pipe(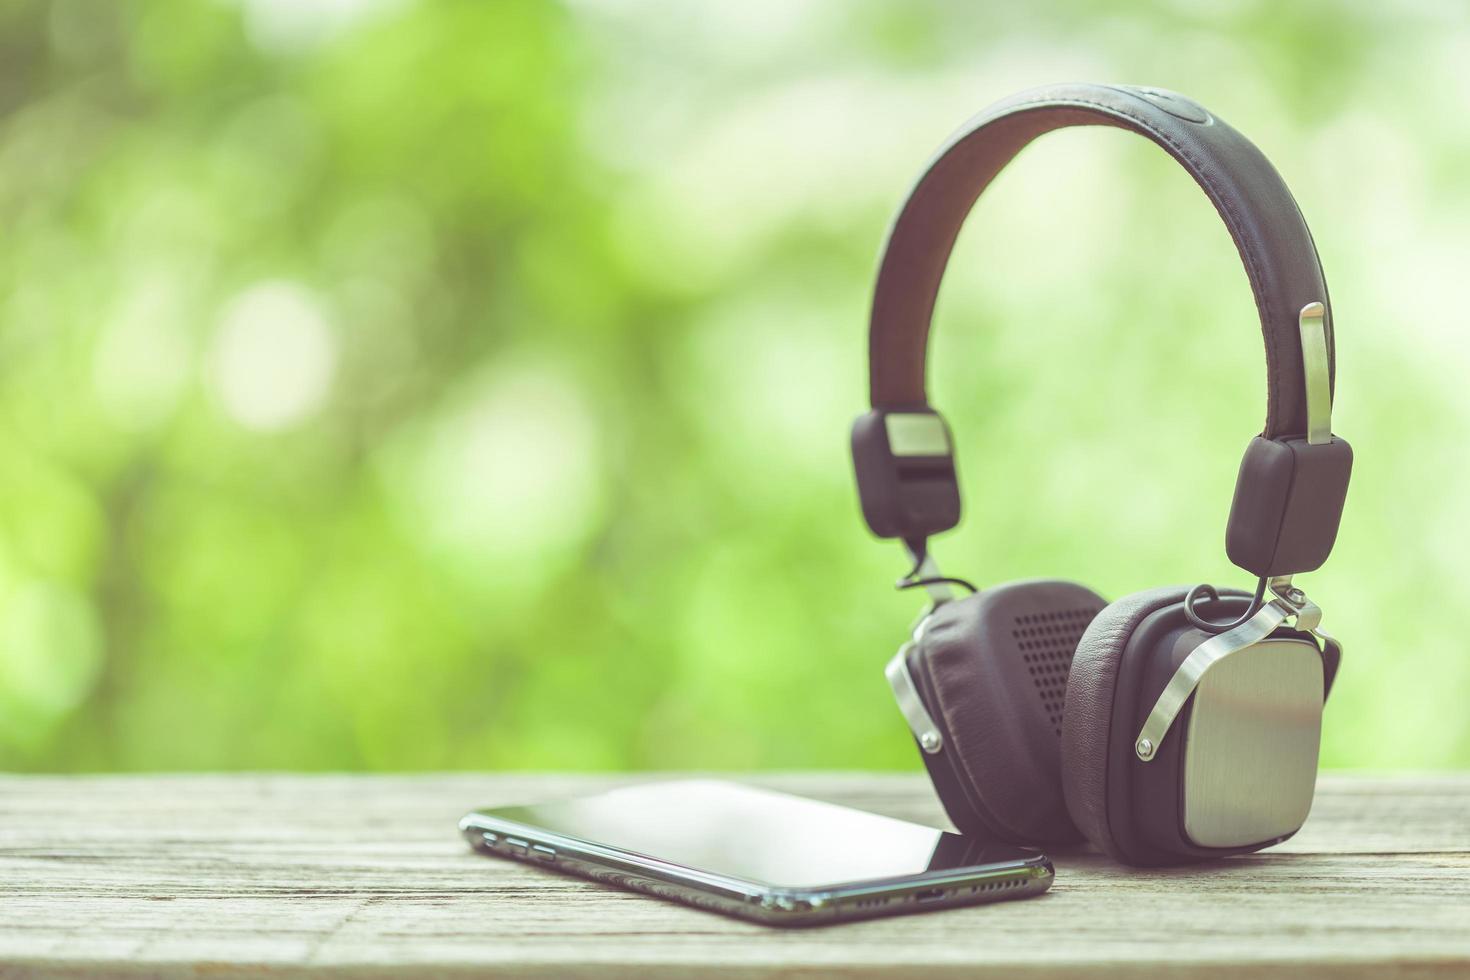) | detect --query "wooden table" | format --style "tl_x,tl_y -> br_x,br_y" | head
1,773 -> 1466,977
